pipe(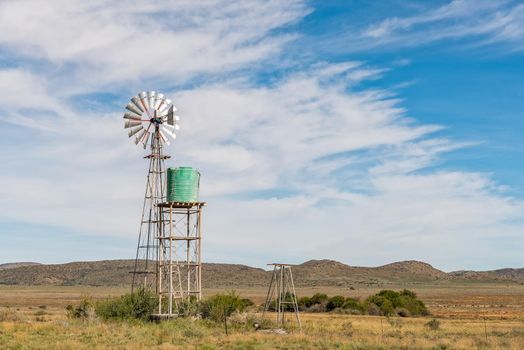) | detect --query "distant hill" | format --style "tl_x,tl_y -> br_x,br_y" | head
449,268 -> 524,281
0,262 -> 41,270
0,259 -> 521,287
